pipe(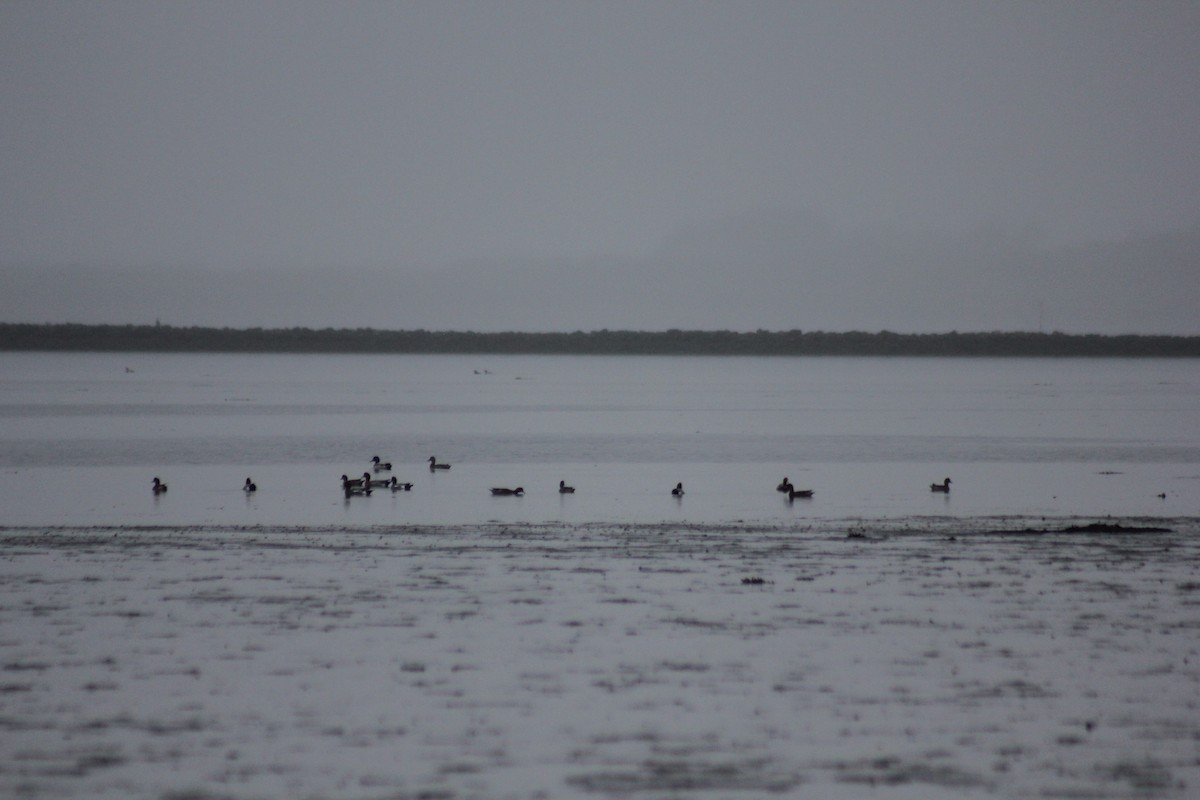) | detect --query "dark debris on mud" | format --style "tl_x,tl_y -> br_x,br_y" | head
829,755 -> 991,790
566,757 -> 802,794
